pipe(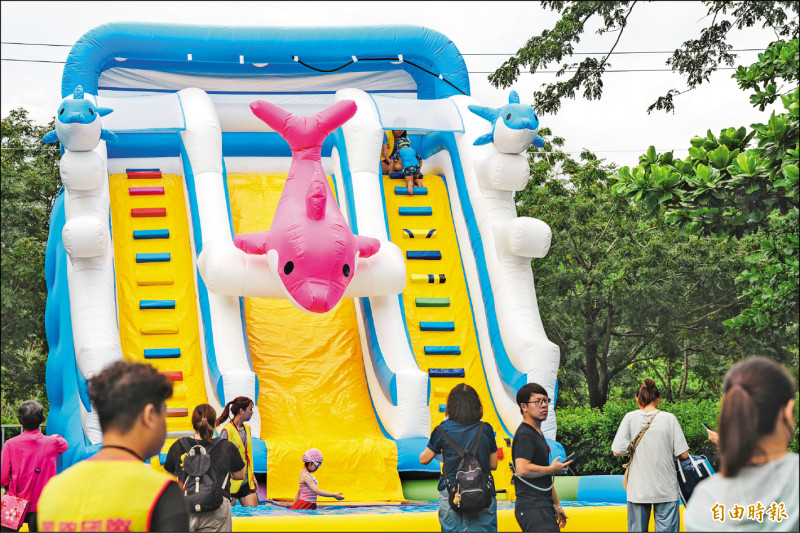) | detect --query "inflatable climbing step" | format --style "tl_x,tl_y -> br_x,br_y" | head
108,168 -> 209,435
